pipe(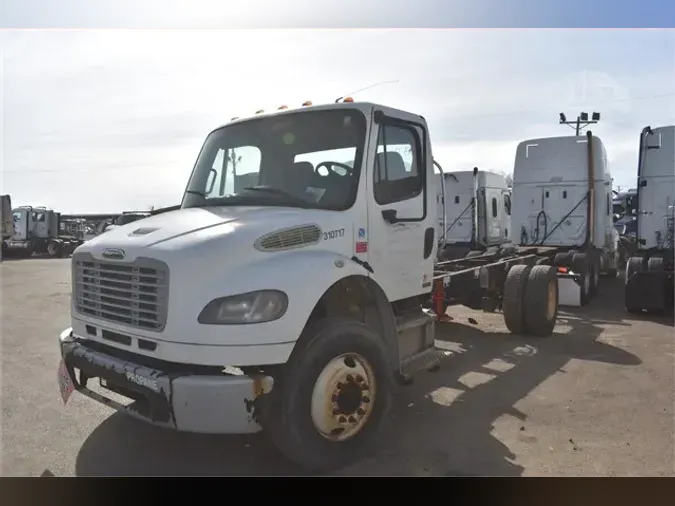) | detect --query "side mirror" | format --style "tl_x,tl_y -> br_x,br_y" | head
205,168 -> 218,194
381,209 -> 398,223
